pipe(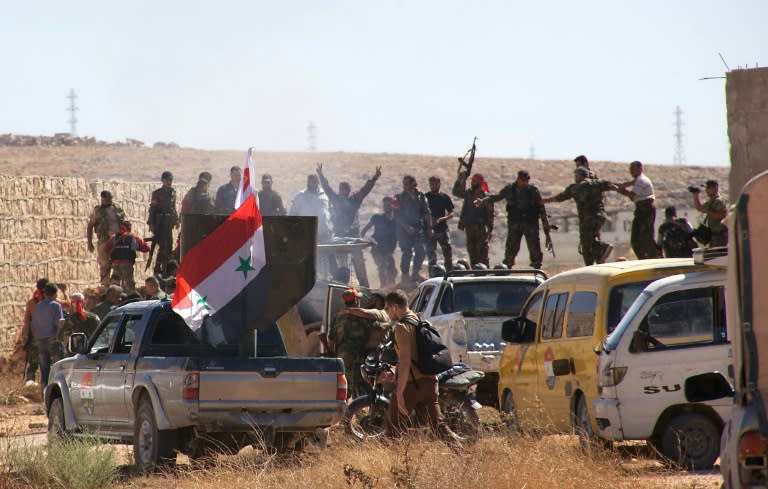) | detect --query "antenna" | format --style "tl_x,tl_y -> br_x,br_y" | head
306,121 -> 317,152
66,89 -> 79,136
718,52 -> 731,72
673,106 -> 686,166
